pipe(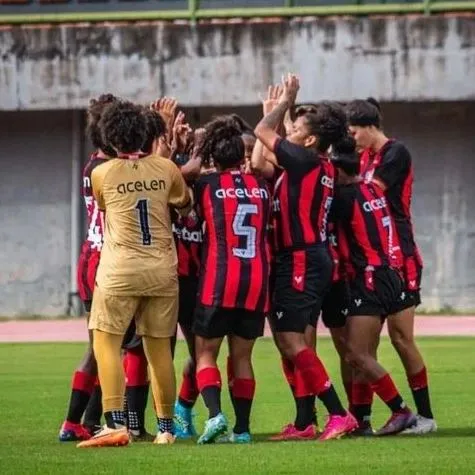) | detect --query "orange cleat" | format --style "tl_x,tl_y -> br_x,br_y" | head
77,426 -> 130,448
